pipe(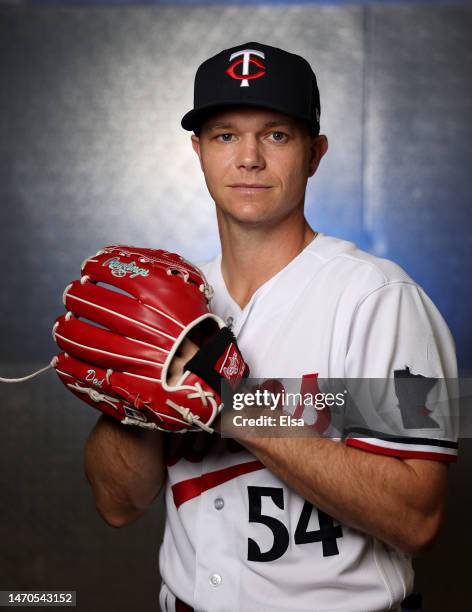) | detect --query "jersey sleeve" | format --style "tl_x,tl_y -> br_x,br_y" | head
342,281 -> 459,462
